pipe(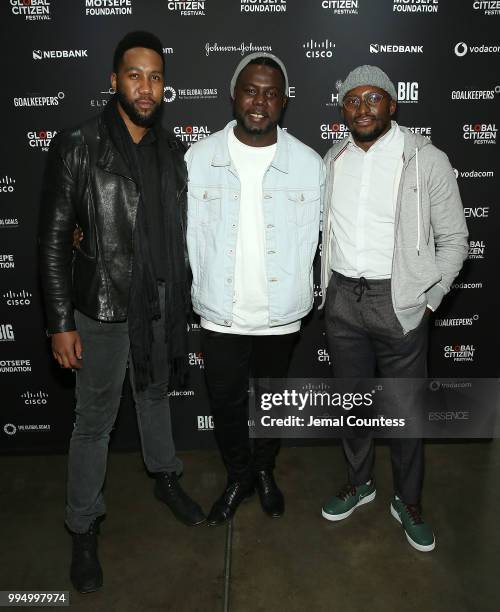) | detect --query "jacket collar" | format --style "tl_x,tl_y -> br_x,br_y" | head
211,120 -> 289,173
